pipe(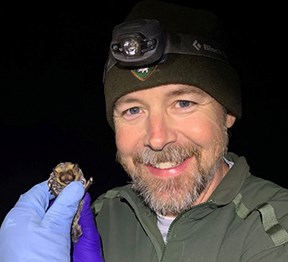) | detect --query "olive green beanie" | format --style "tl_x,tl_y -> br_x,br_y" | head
103,0 -> 242,130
